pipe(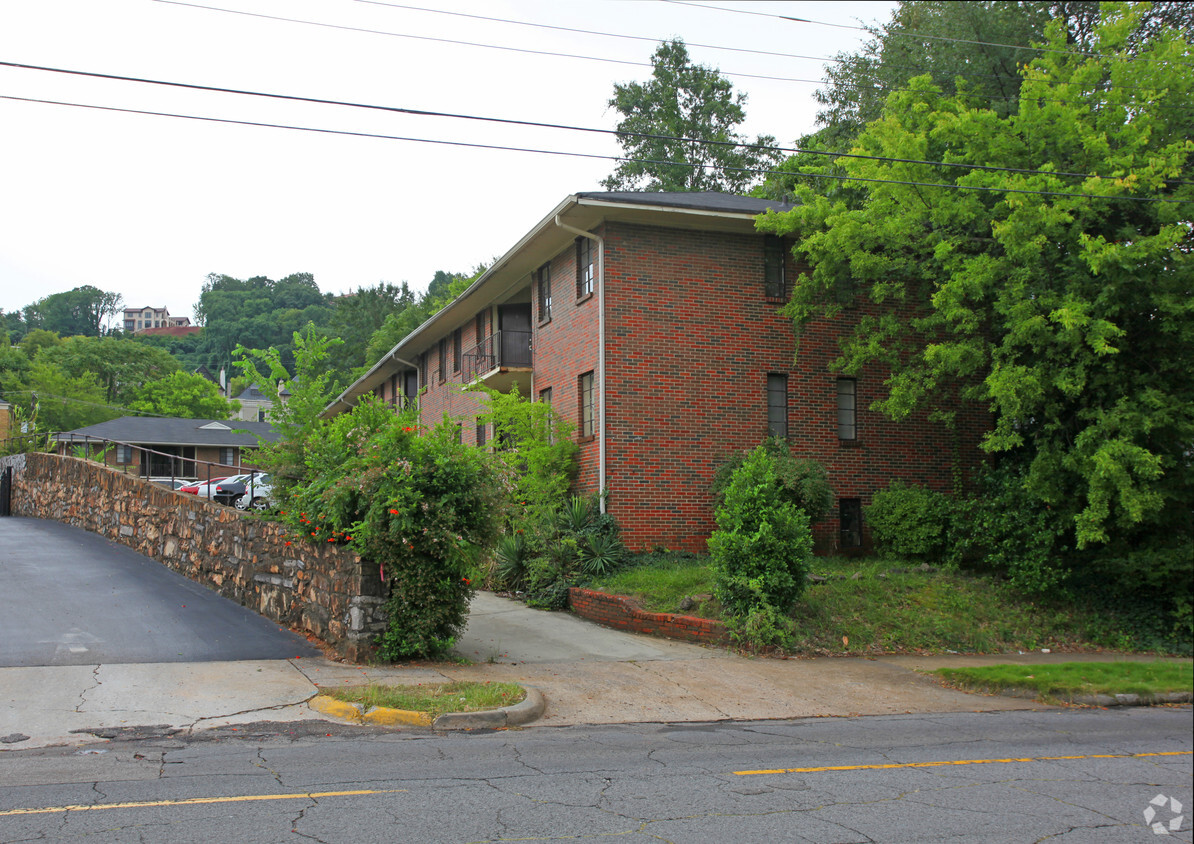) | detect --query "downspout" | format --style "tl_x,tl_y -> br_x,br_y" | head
555,215 -> 607,513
